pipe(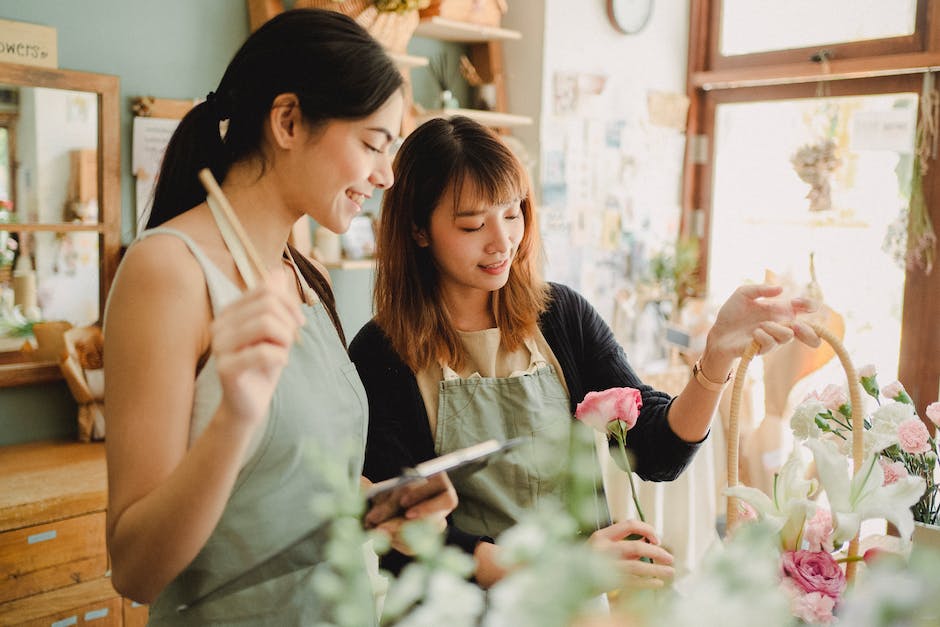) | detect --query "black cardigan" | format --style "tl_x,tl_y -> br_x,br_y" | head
349,283 -> 705,567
